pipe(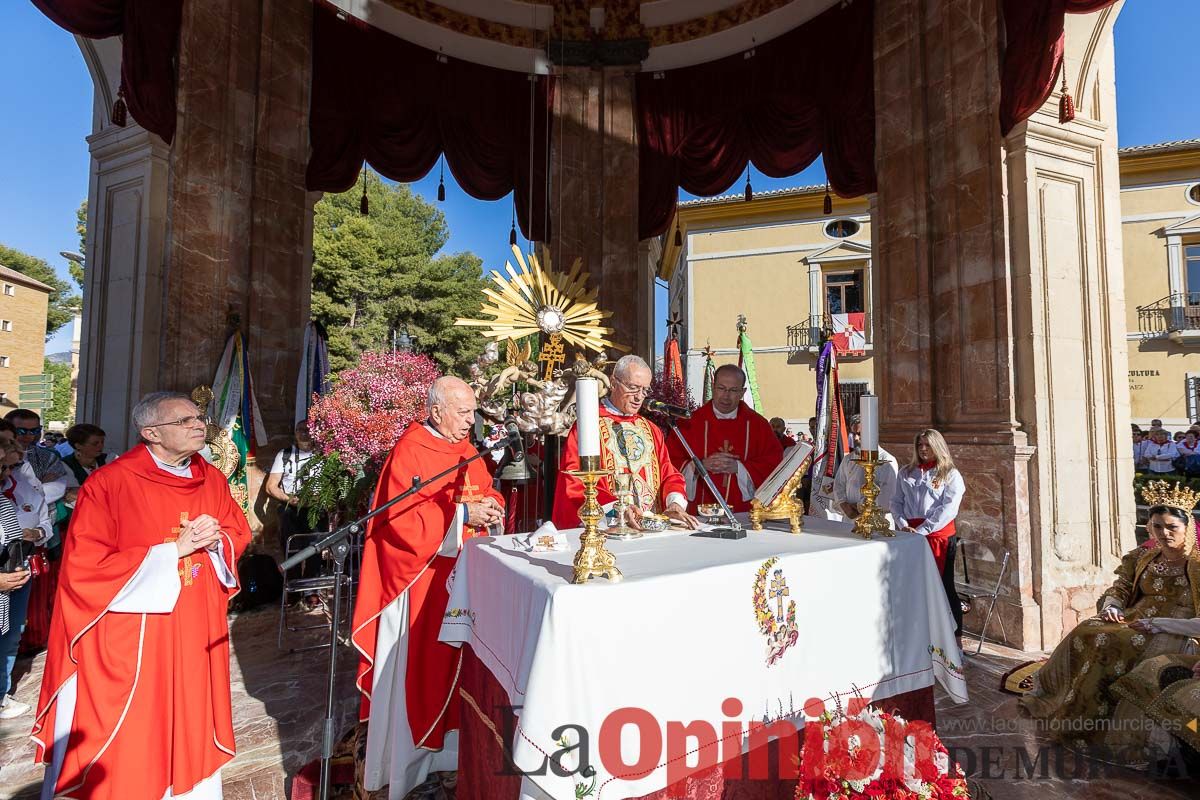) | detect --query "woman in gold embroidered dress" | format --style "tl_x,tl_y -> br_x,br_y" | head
1019,481 -> 1200,765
